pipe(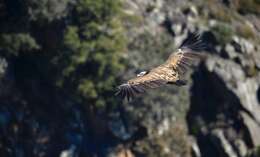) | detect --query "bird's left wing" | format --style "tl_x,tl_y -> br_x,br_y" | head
115,70 -> 168,100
